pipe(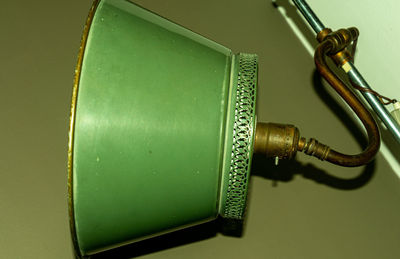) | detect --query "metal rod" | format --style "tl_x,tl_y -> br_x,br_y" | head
292,0 -> 400,144
292,0 -> 325,34
347,63 -> 400,142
